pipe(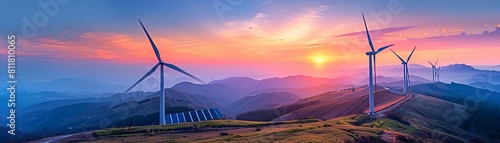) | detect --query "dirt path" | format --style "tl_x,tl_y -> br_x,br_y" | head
374,91 -> 415,117
30,132 -> 93,143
